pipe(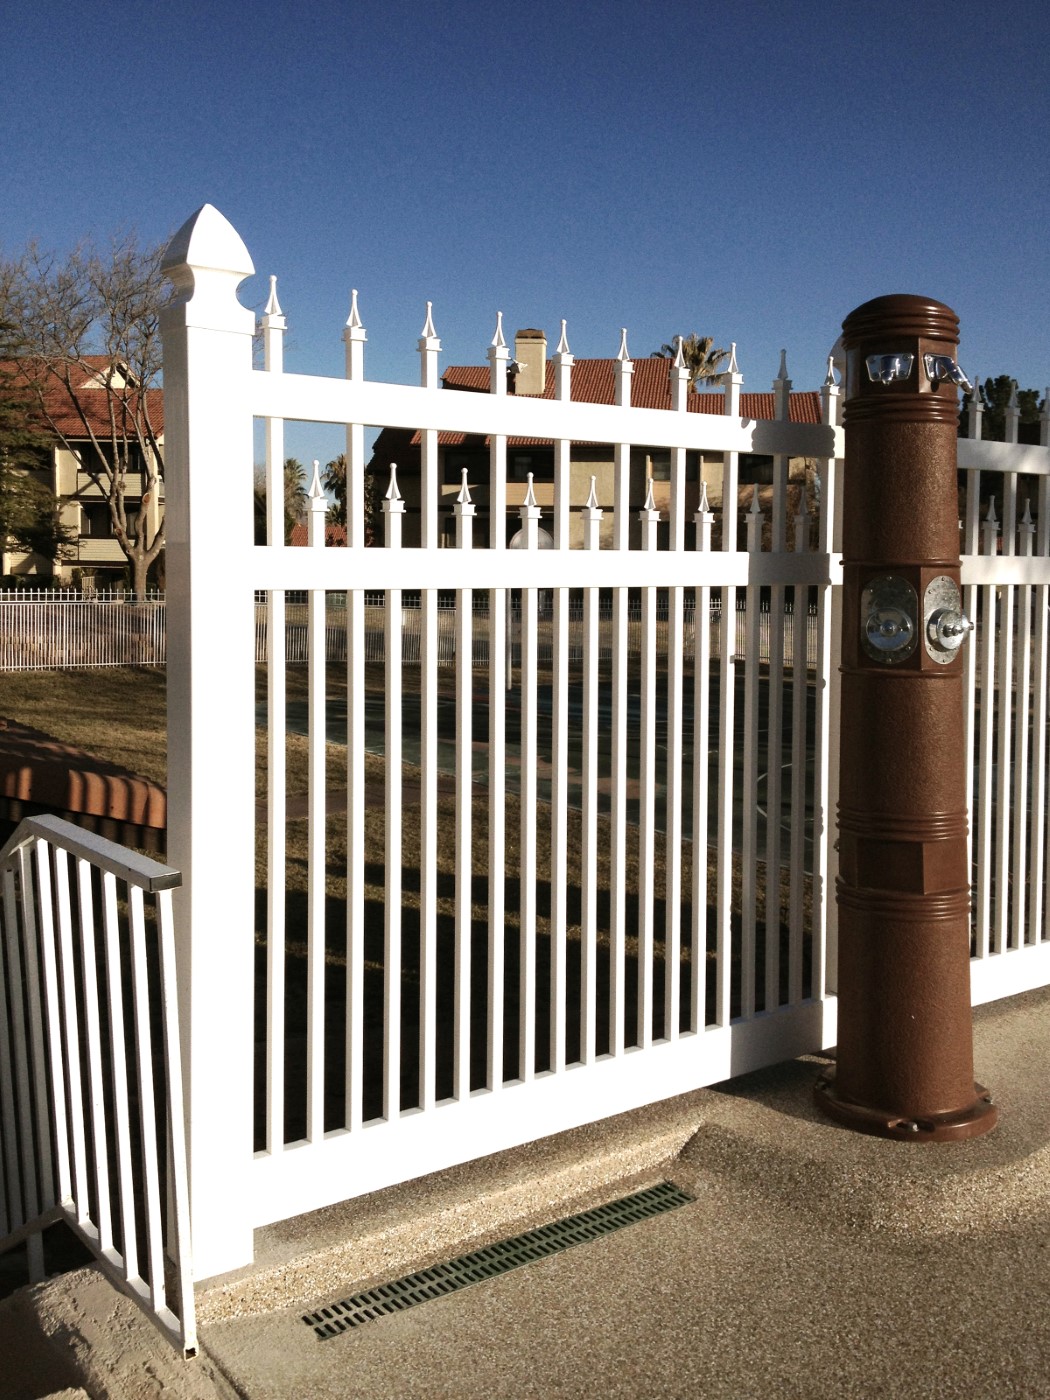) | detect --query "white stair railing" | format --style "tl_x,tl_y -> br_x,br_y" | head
0,814 -> 196,1356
